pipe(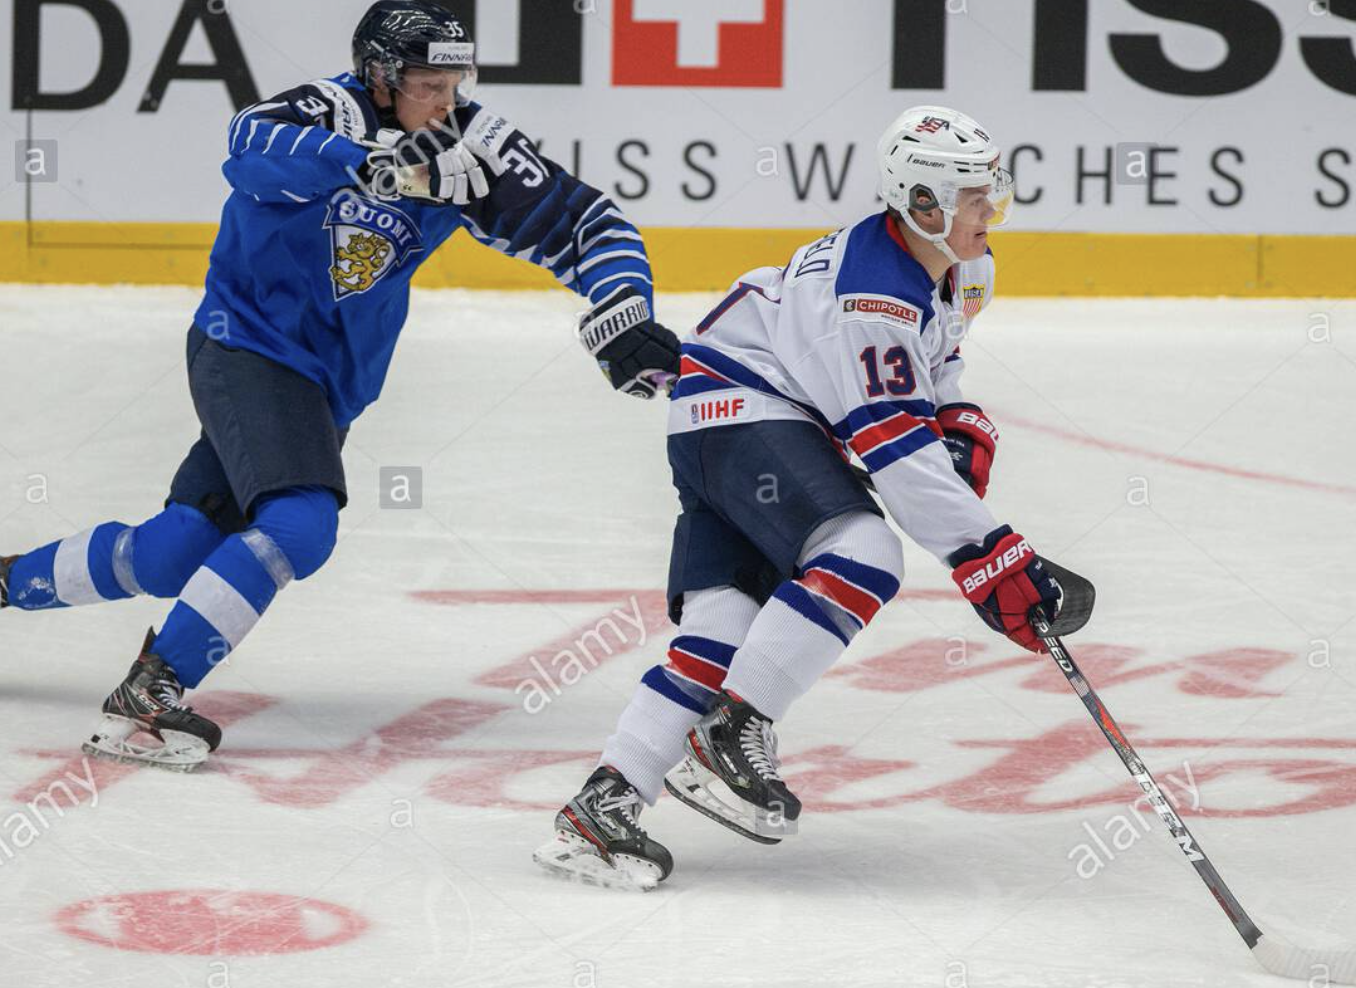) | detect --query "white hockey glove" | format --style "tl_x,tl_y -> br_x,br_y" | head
578,286 -> 681,399
359,128 -> 490,205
